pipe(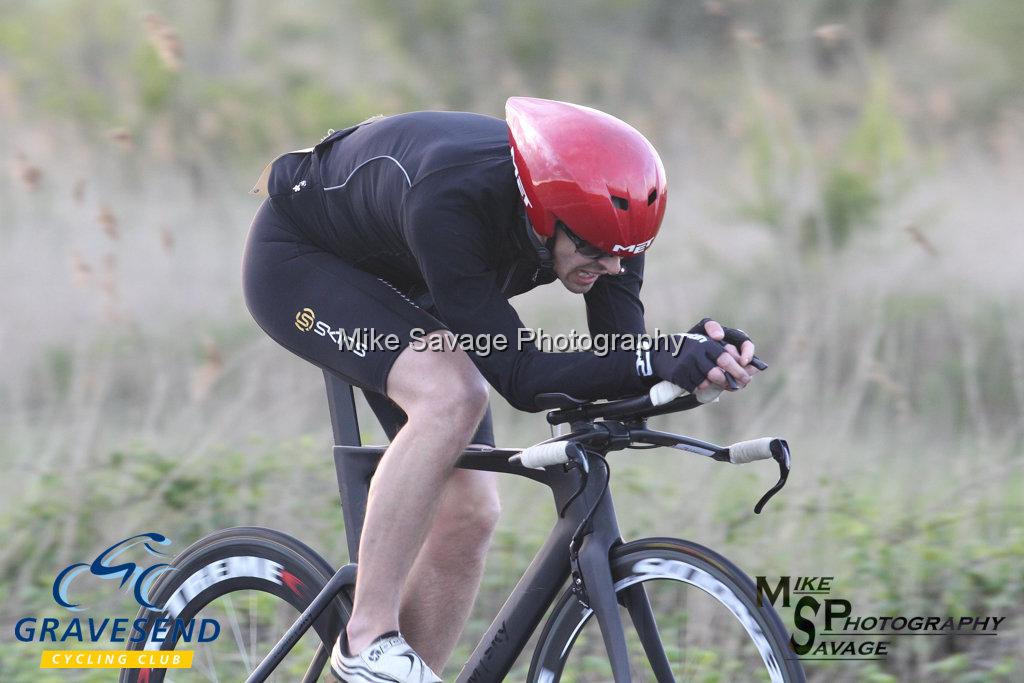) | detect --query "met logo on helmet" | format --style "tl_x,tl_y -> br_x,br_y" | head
510,149 -> 532,209
612,237 -> 655,255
